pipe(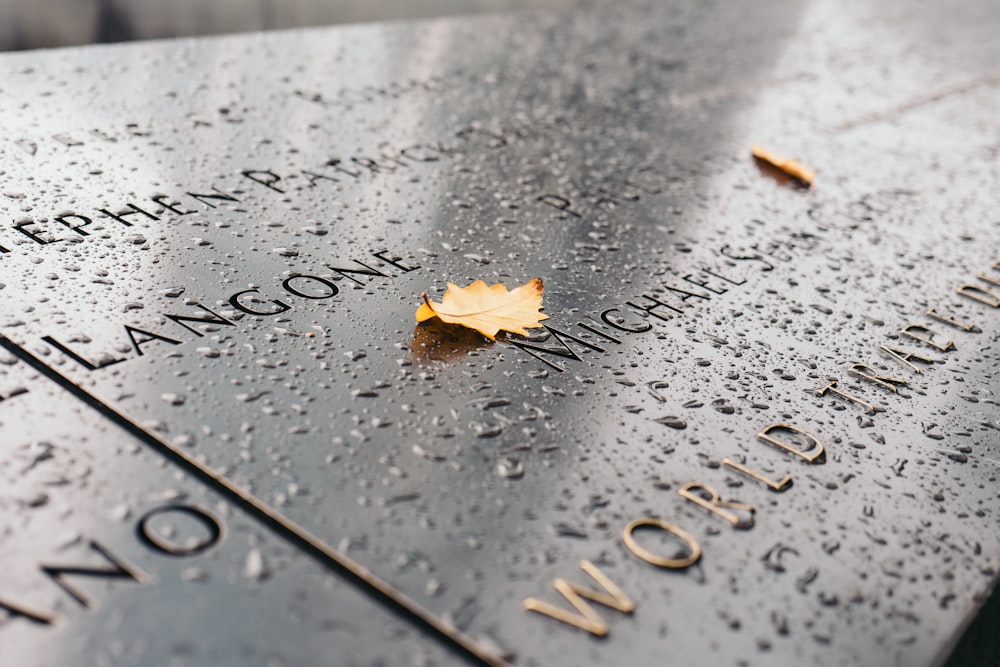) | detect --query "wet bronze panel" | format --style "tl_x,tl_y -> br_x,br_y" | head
1,1 -> 999,665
